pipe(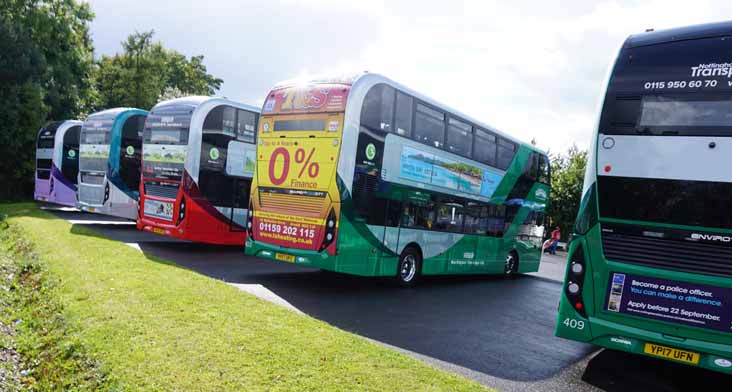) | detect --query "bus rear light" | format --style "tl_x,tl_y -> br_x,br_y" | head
320,209 -> 337,251
177,197 -> 186,224
565,244 -> 588,318
568,282 -> 580,294
246,201 -> 254,237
